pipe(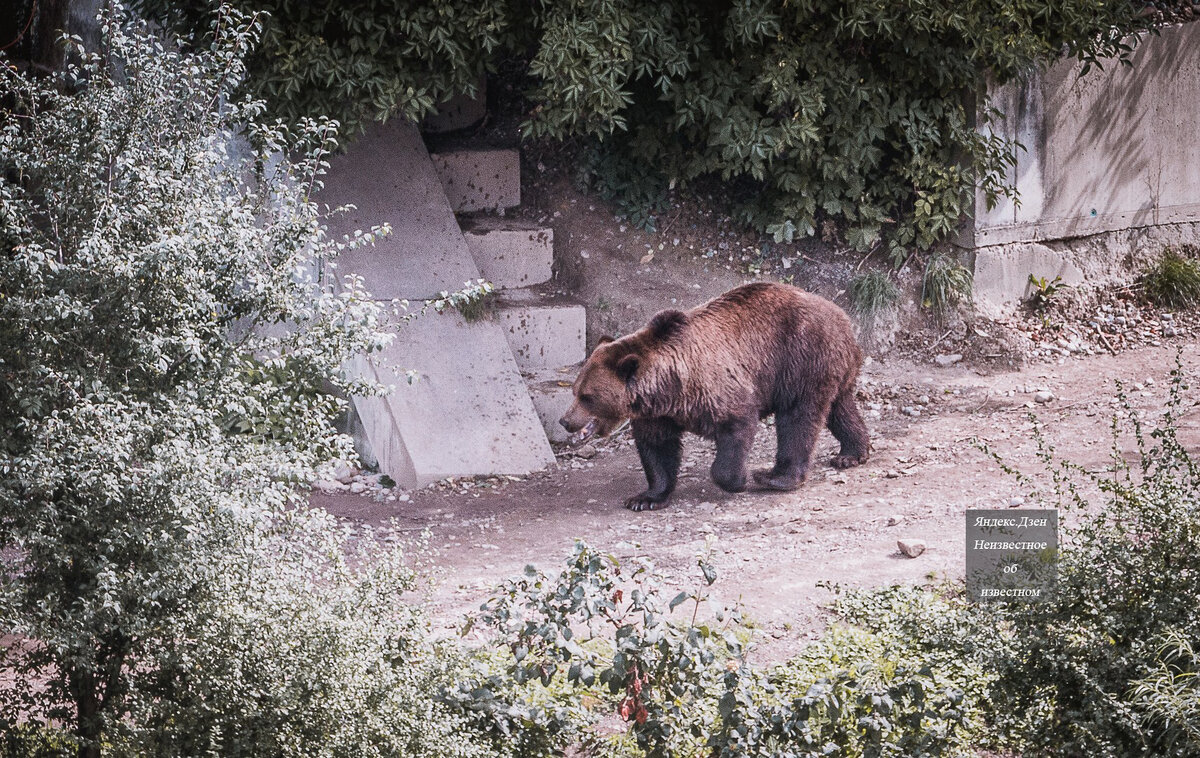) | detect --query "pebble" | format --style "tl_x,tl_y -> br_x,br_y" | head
332,460 -> 358,484
349,481 -> 366,494
887,514 -> 904,526
902,406 -> 921,417
1008,496 -> 1025,507
1033,391 -> 1055,404
934,353 -> 963,367
897,539 -> 926,558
